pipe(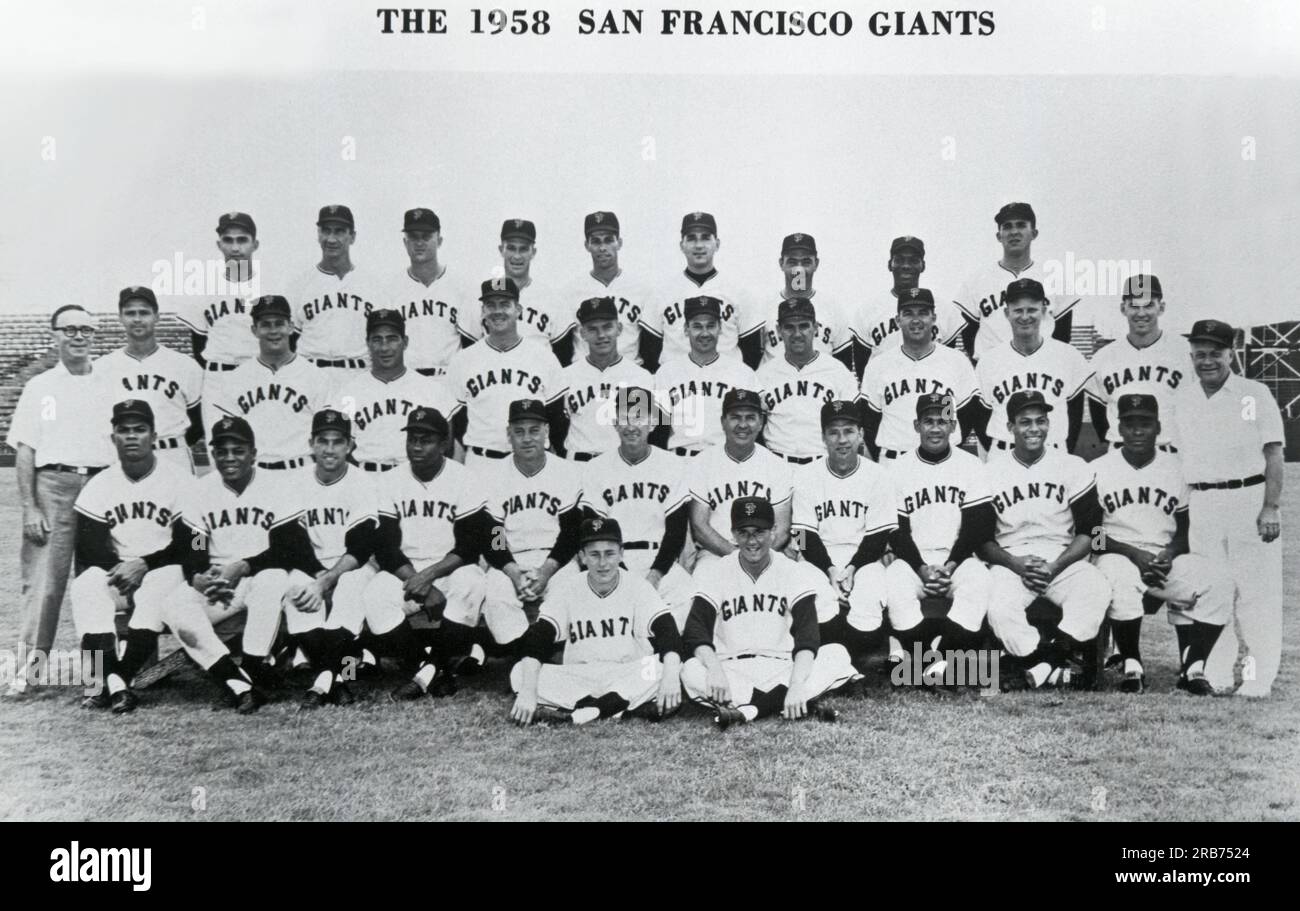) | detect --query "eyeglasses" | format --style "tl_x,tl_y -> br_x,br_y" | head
59,326 -> 96,338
